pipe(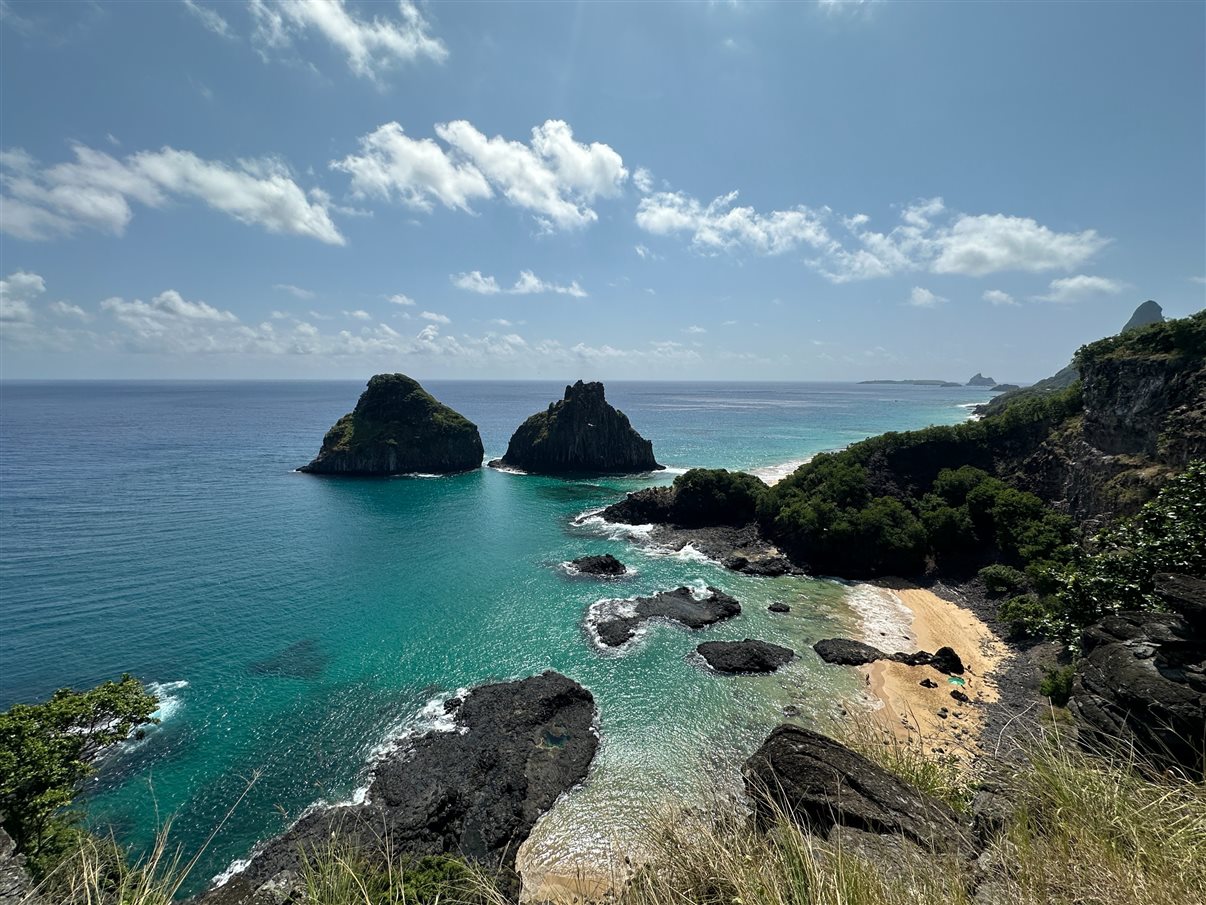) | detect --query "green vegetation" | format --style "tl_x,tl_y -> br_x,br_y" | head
301,846 -> 486,905
1075,308 -> 1206,365
0,675 -> 158,873
979,564 -> 1027,598
670,468 -> 767,526
1039,665 -> 1075,707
